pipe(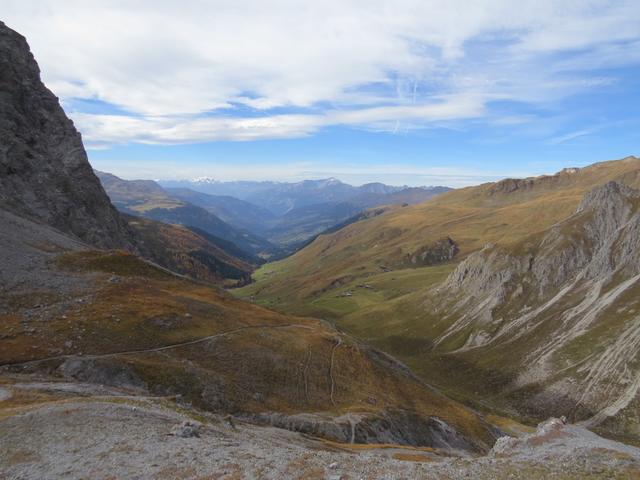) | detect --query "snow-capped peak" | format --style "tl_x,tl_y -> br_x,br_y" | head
191,176 -> 219,184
